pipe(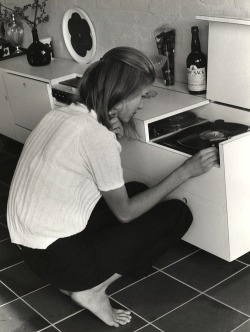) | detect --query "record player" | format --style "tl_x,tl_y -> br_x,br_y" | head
120,16 -> 250,262
154,114 -> 249,155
